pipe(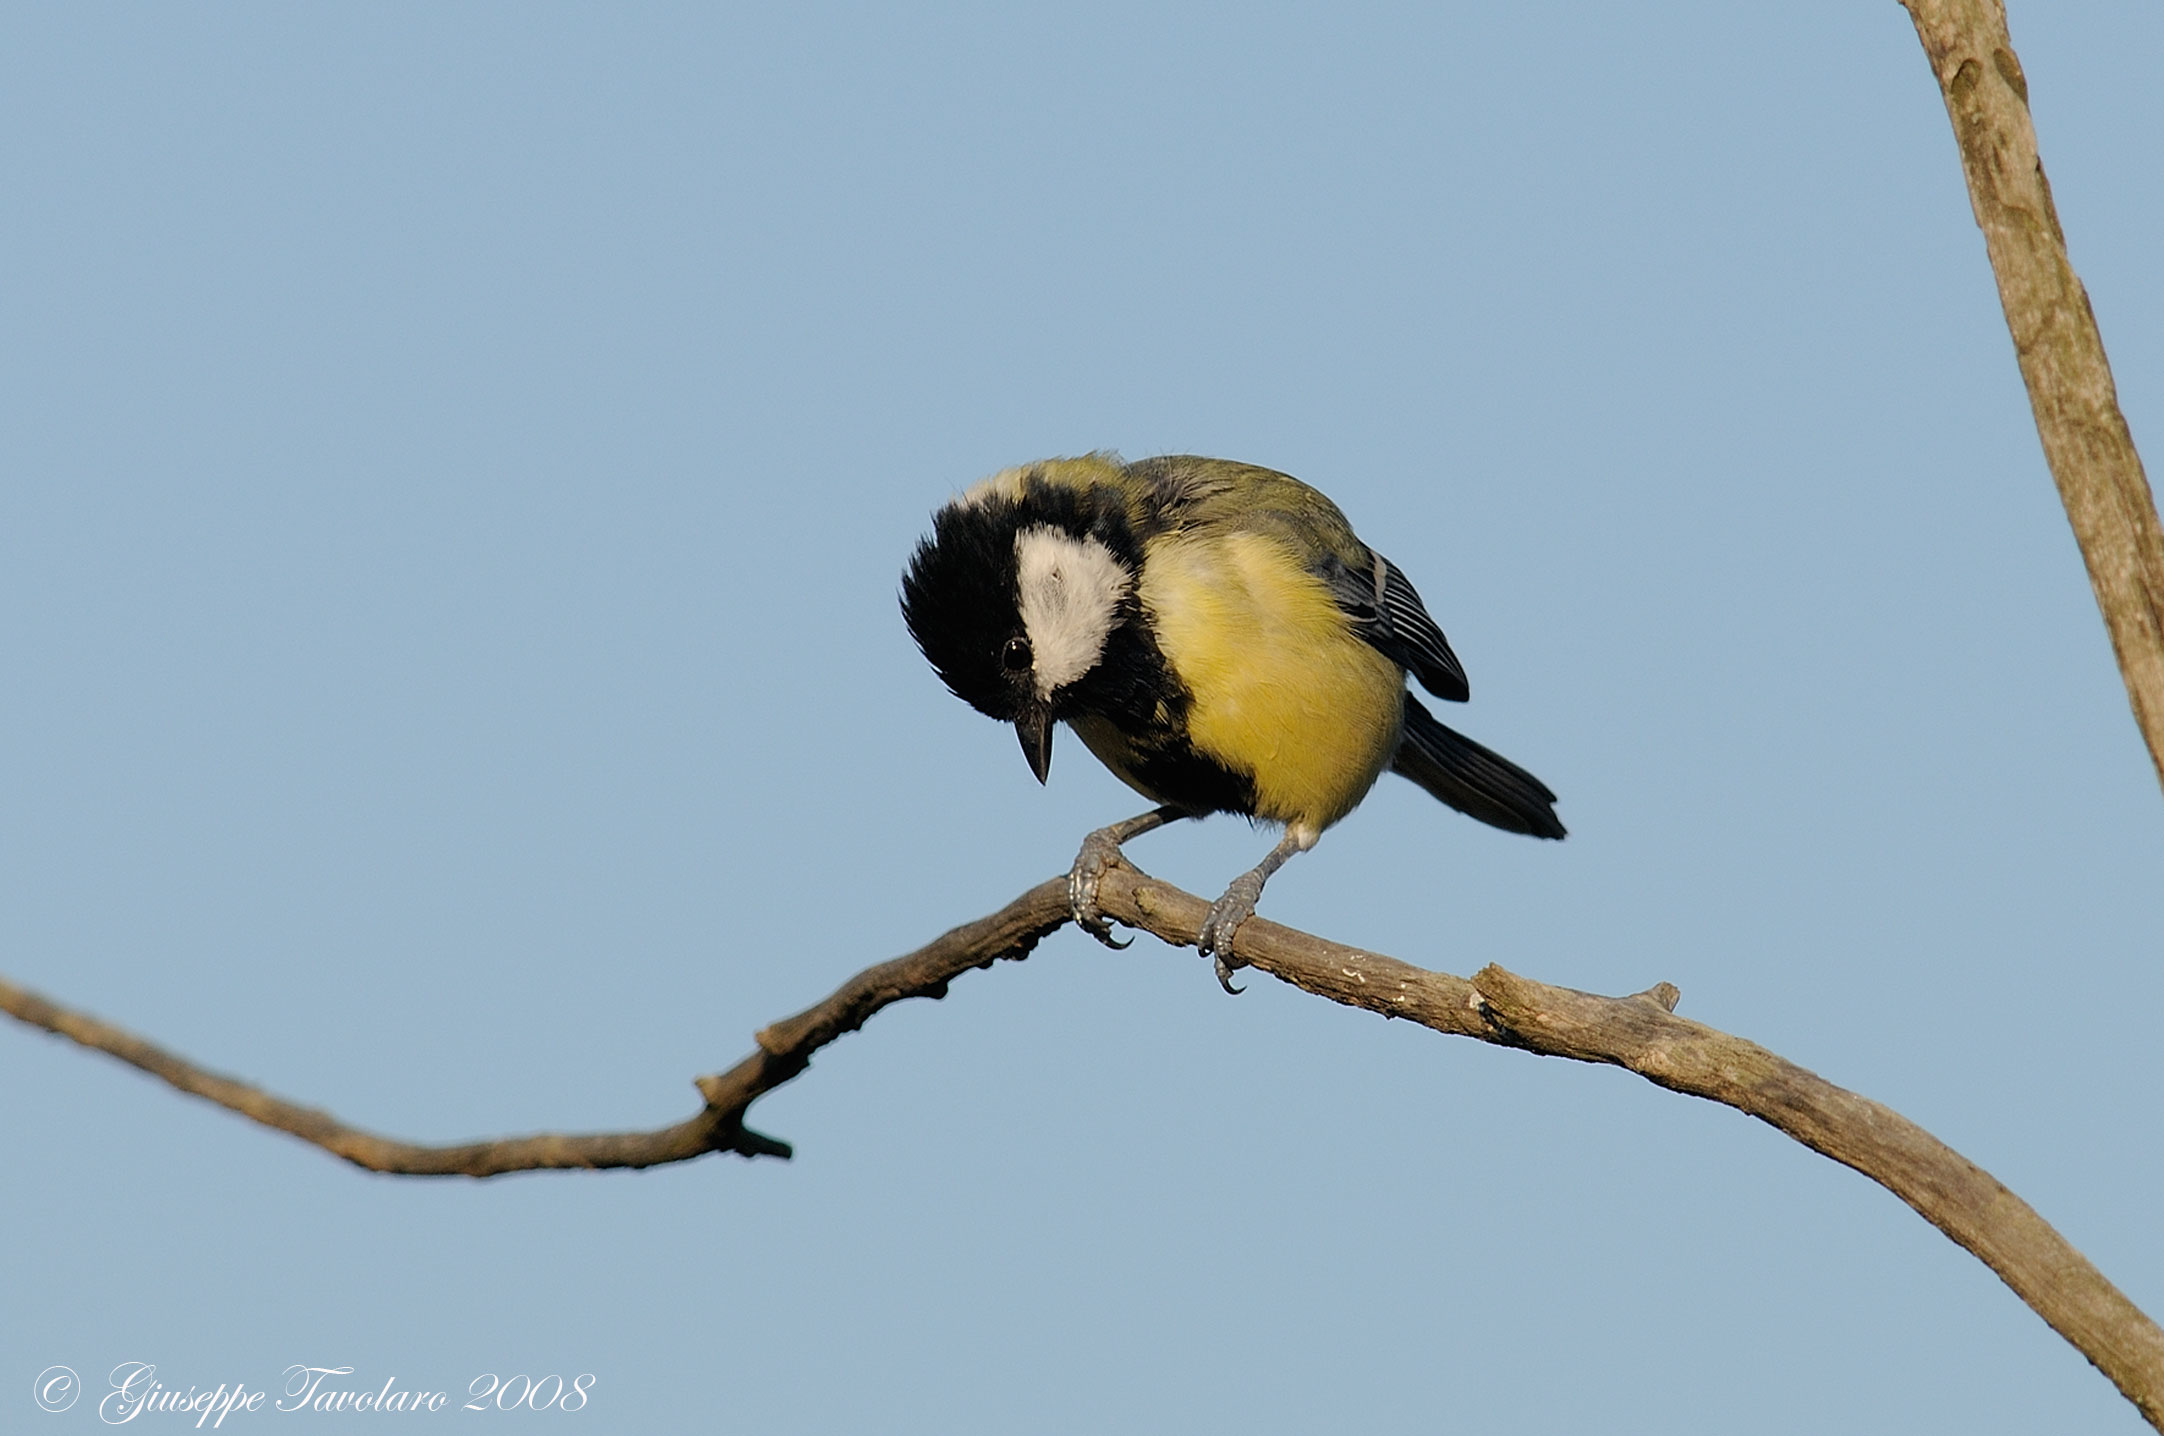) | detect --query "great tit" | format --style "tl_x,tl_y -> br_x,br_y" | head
902,453 -> 1563,991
